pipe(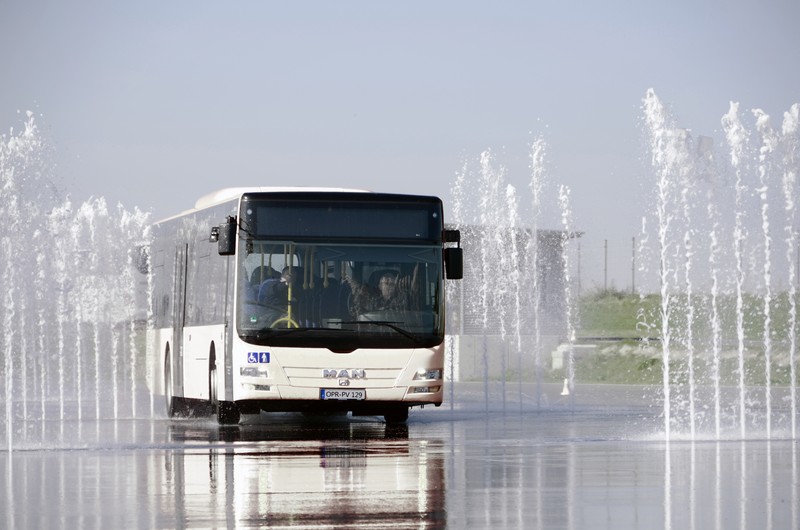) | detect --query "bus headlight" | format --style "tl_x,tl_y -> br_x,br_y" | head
240,366 -> 269,378
414,369 -> 442,380
412,386 -> 441,394
241,382 -> 271,391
